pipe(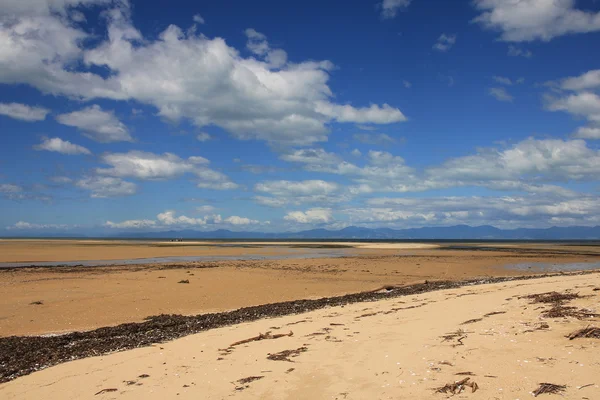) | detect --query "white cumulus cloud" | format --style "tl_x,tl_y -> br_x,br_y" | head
473,0 -> 600,42
34,137 -> 91,155
284,208 -> 333,224
0,103 -> 49,121
56,105 -> 132,143
76,176 -> 137,198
